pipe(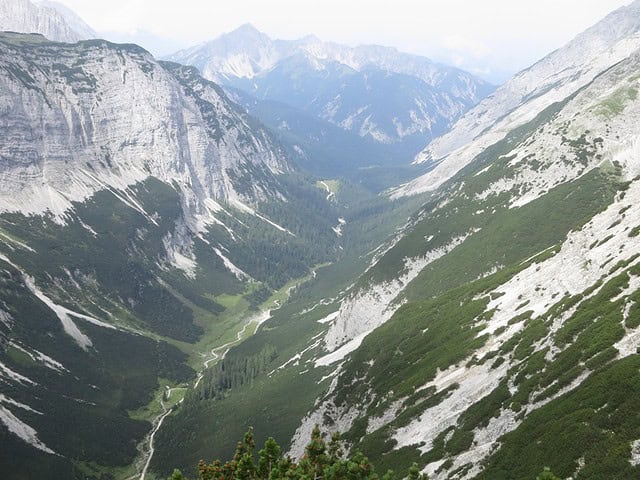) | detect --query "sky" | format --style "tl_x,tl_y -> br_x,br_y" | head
52,0 -> 633,83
